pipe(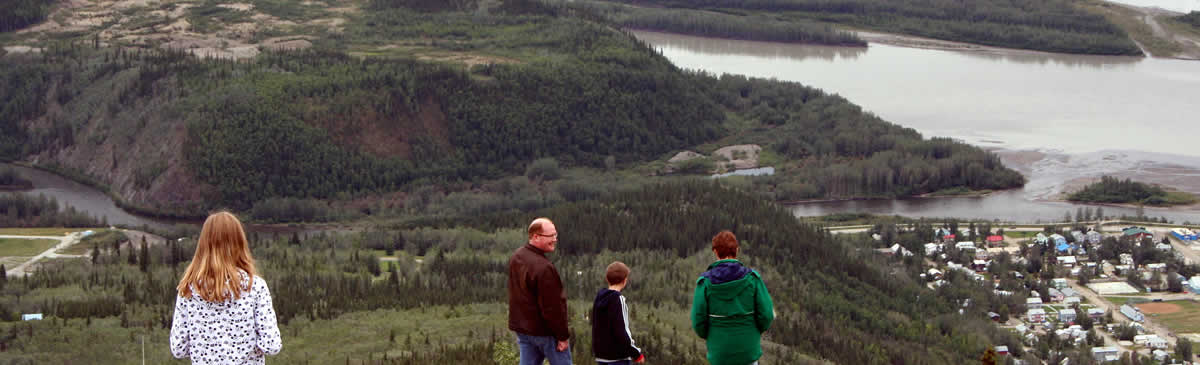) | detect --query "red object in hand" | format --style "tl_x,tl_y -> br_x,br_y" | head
635,354 -> 645,363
